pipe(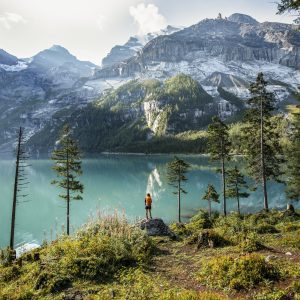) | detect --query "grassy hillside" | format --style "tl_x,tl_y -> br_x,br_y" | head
1,210 -> 300,299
